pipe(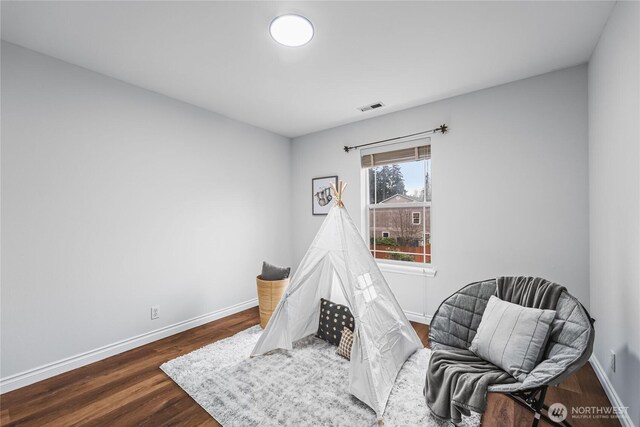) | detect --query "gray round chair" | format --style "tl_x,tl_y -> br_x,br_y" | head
429,278 -> 595,427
